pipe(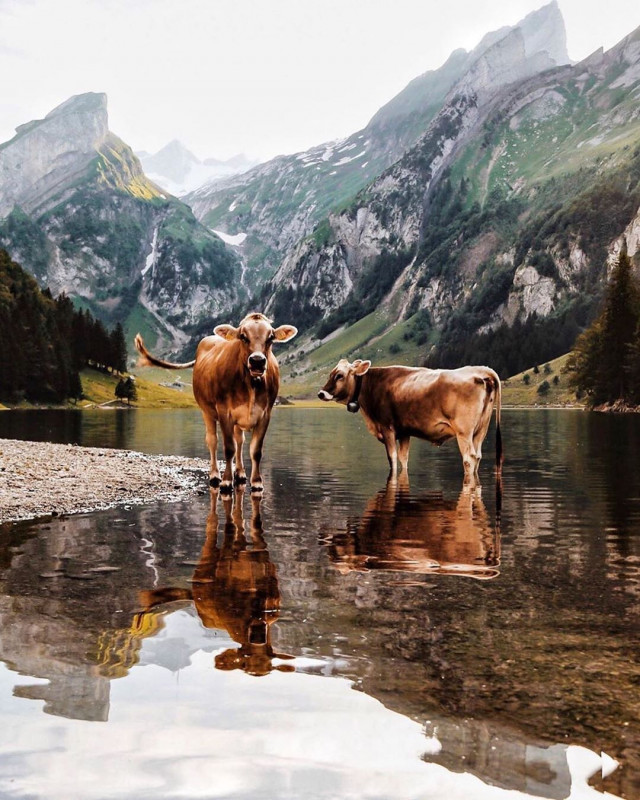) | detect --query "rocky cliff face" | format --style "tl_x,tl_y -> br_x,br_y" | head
0,94 -> 241,352
0,93 -> 109,218
263,17 -> 569,319
260,21 -> 640,381
185,2 -> 569,287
